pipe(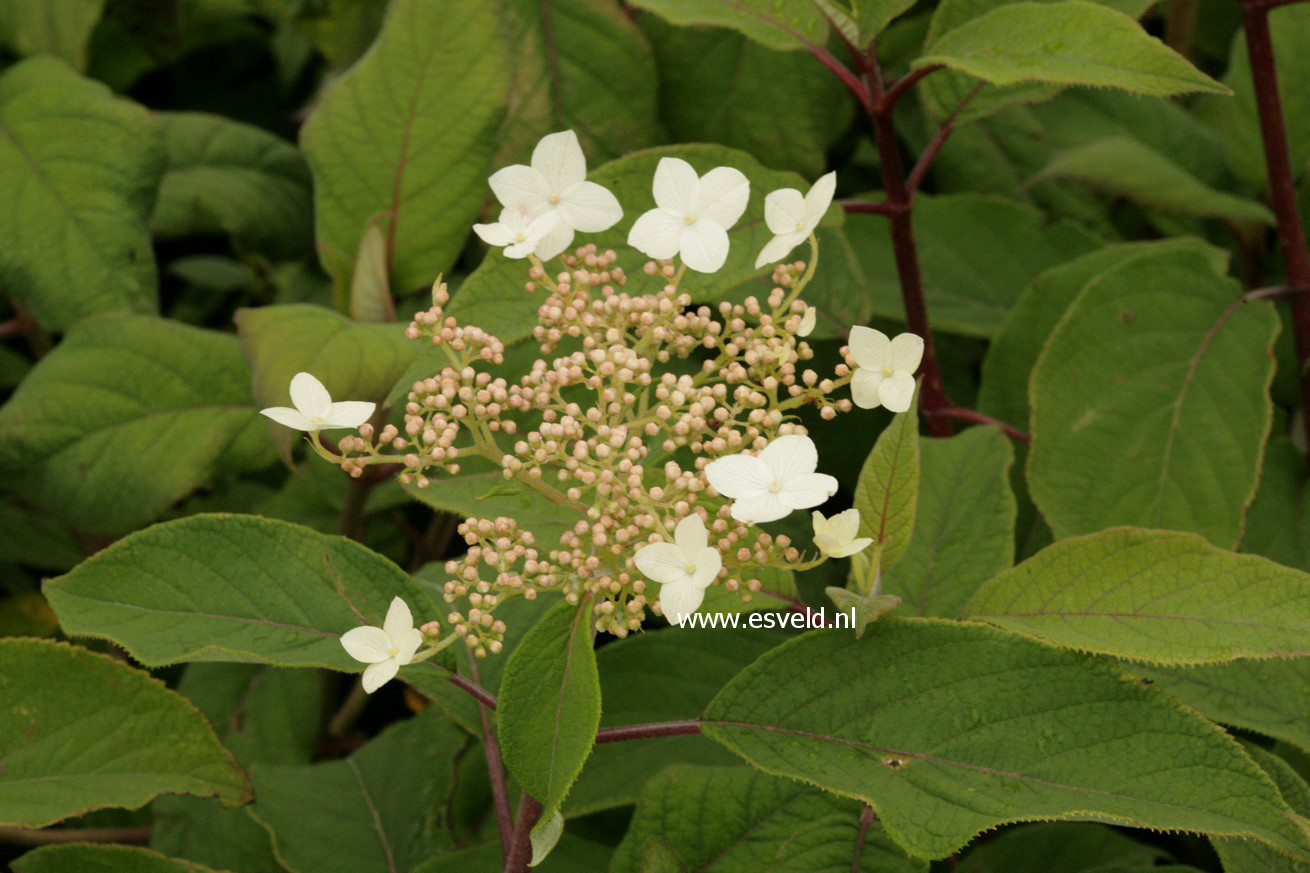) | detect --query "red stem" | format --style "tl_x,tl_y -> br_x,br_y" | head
841,199 -> 901,216
1240,0 -> 1310,457
445,671 -> 498,709
852,804 -> 877,872
595,720 -> 703,743
929,405 -> 1031,444
468,659 -> 513,860
877,65 -> 944,114
504,793 -> 543,873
